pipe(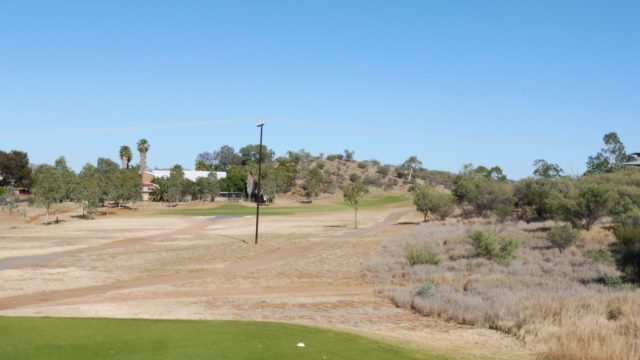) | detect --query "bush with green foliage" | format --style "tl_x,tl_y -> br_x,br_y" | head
405,245 -> 441,266
417,281 -> 435,299
547,224 -> 579,252
349,173 -> 361,183
613,227 -> 640,283
469,229 -> 520,265
362,175 -> 384,188
613,207 -> 640,231
552,184 -> 615,230
357,162 -> 368,169
513,177 -> 573,222
383,178 -> 398,191
411,184 -> 455,221
454,173 -> 514,218
376,165 -> 391,177
583,249 -> 615,265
